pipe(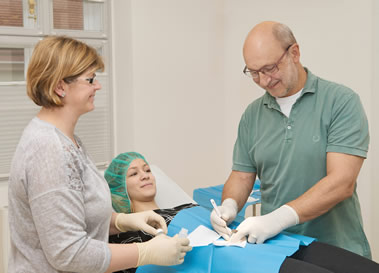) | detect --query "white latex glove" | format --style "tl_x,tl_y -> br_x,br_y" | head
210,198 -> 238,240
115,210 -> 167,235
230,205 -> 299,244
136,234 -> 192,266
